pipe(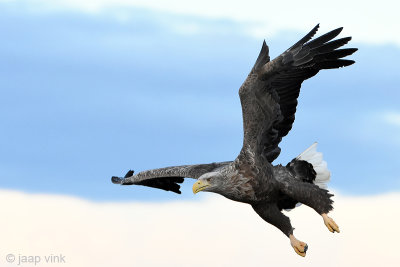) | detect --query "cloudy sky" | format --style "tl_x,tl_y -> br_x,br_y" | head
2,189 -> 399,267
0,0 -> 399,266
